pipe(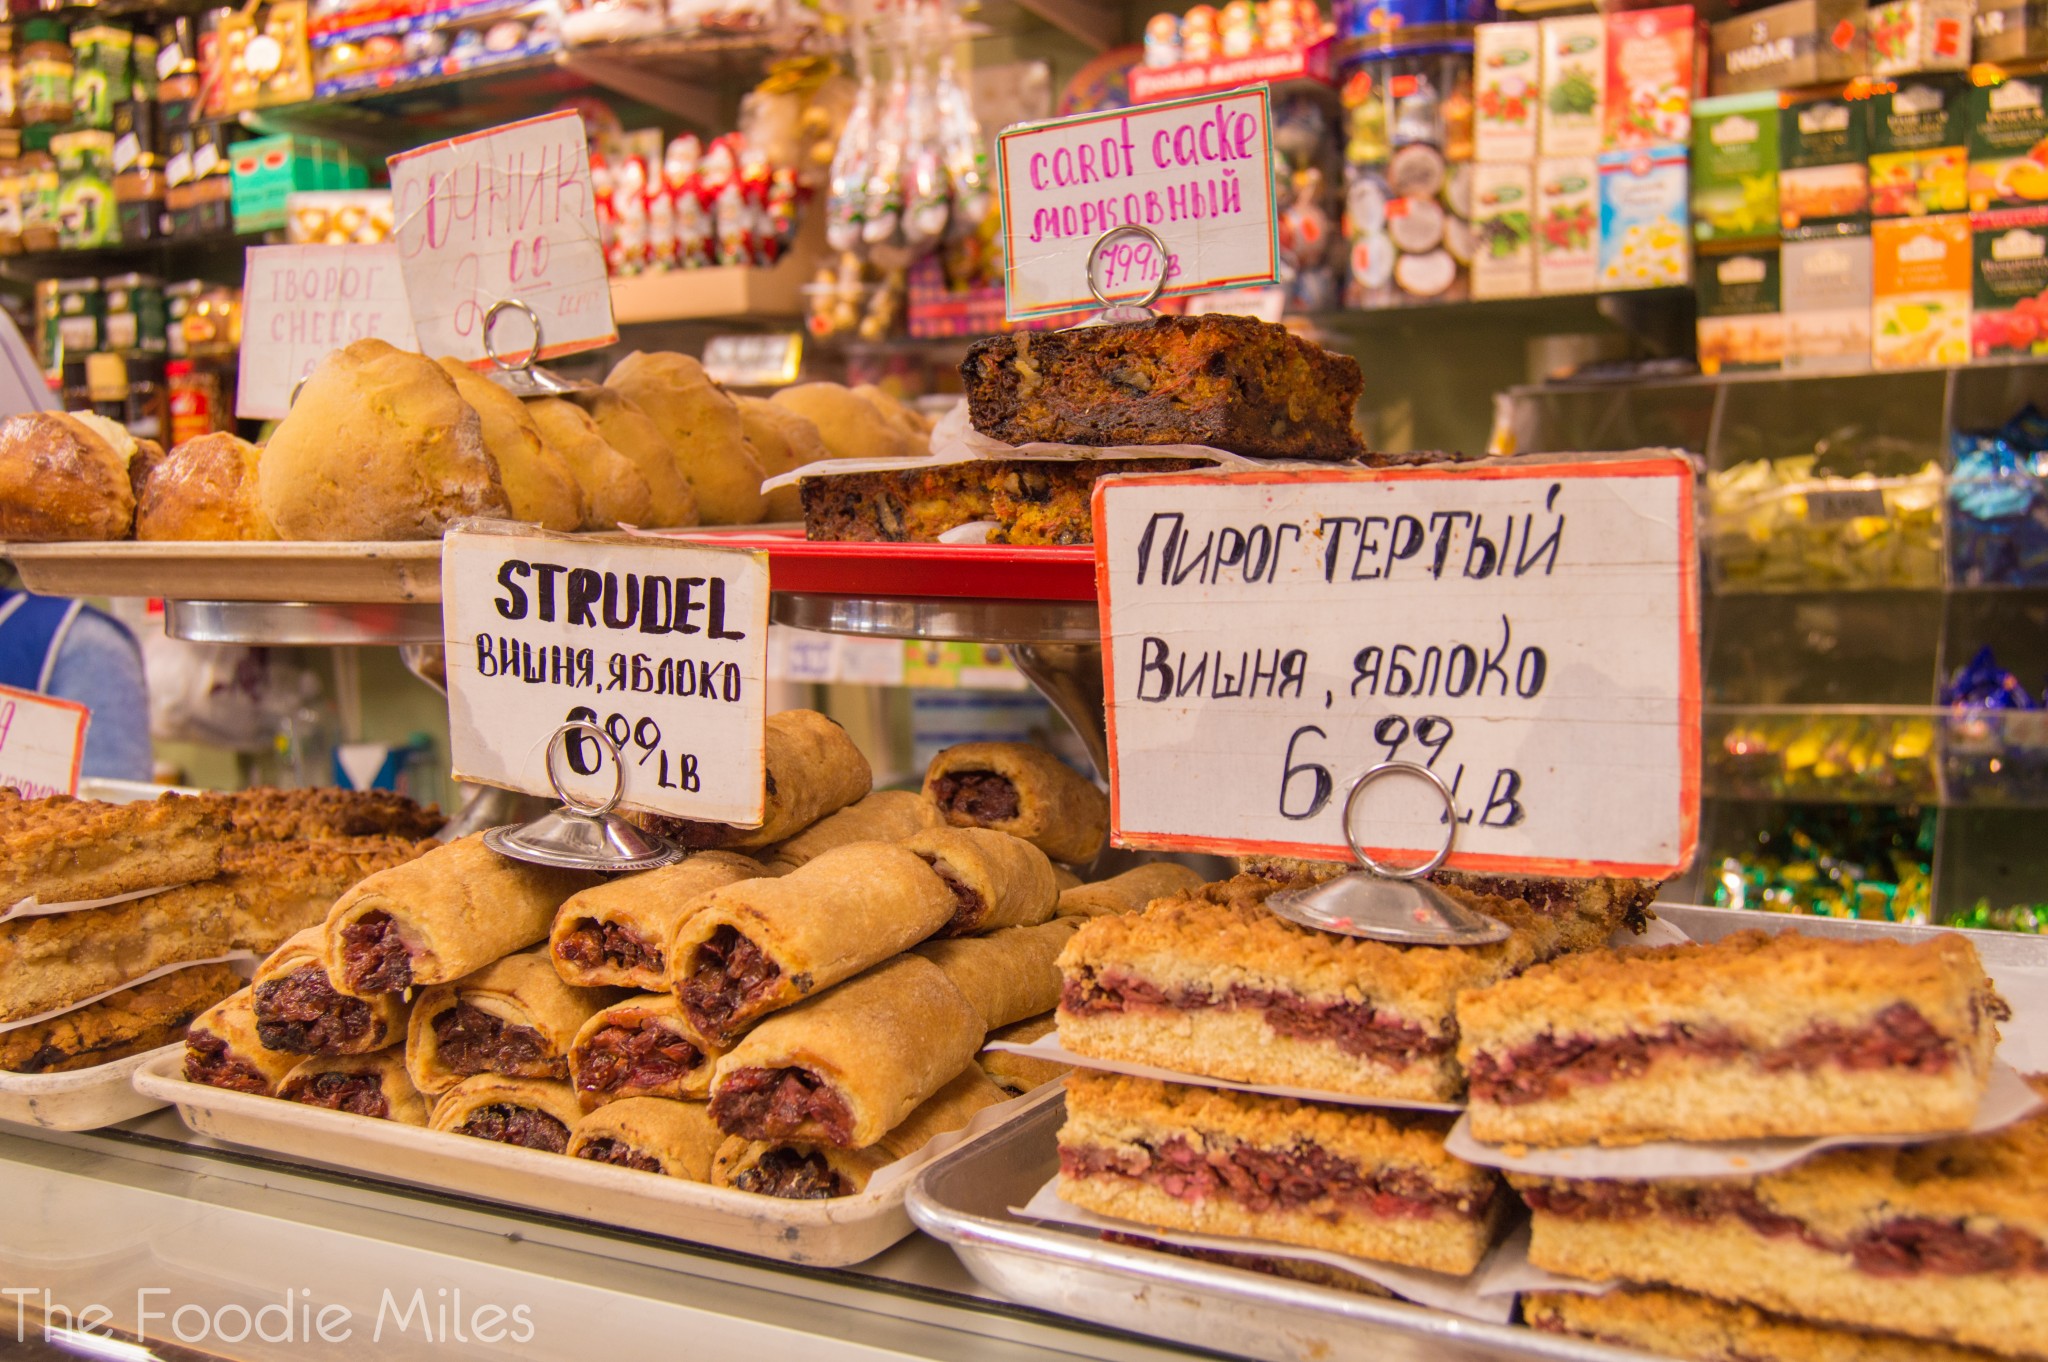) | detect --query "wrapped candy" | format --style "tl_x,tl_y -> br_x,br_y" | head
1710,807 -> 1934,924
589,150 -> 618,271
701,135 -> 748,267
610,152 -> 650,275
1707,455 -> 1945,591
1940,646 -> 2048,804
1220,1 -> 1259,56
667,135 -> 711,269
1183,5 -> 1220,61
826,70 -> 876,255
1950,417 -> 2048,586
1143,13 -> 1182,67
